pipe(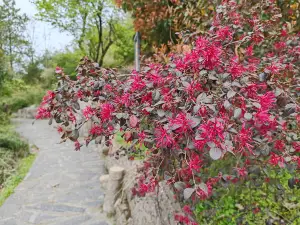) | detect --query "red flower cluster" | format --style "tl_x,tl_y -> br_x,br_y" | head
36,1 -> 299,223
